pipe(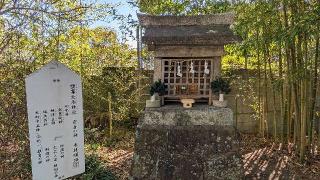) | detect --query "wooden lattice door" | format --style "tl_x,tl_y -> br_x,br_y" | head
162,58 -> 213,102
